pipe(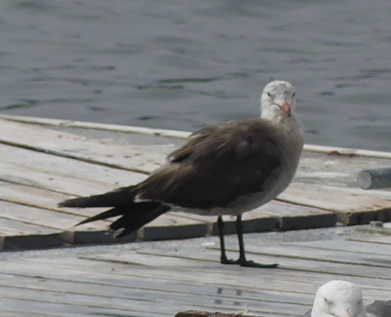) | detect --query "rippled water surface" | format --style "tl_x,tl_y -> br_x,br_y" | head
1,0 -> 391,151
